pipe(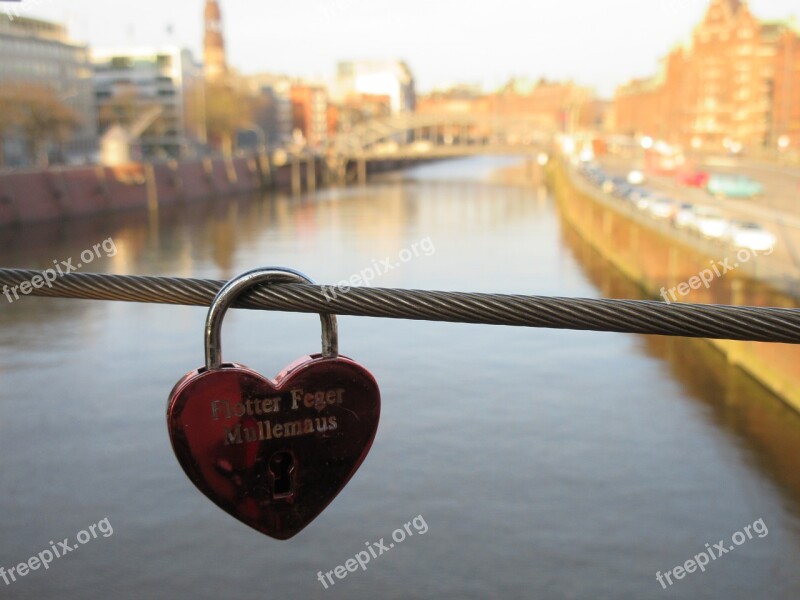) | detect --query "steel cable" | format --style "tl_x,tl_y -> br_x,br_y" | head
0,268 -> 799,343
